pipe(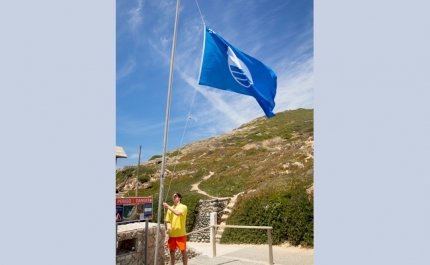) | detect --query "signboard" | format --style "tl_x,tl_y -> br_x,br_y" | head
116,205 -> 123,222
116,196 -> 152,222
